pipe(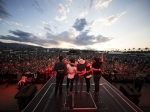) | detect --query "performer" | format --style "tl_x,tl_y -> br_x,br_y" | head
75,58 -> 86,97
92,52 -> 104,94
84,61 -> 93,94
66,58 -> 77,95
54,56 -> 67,96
